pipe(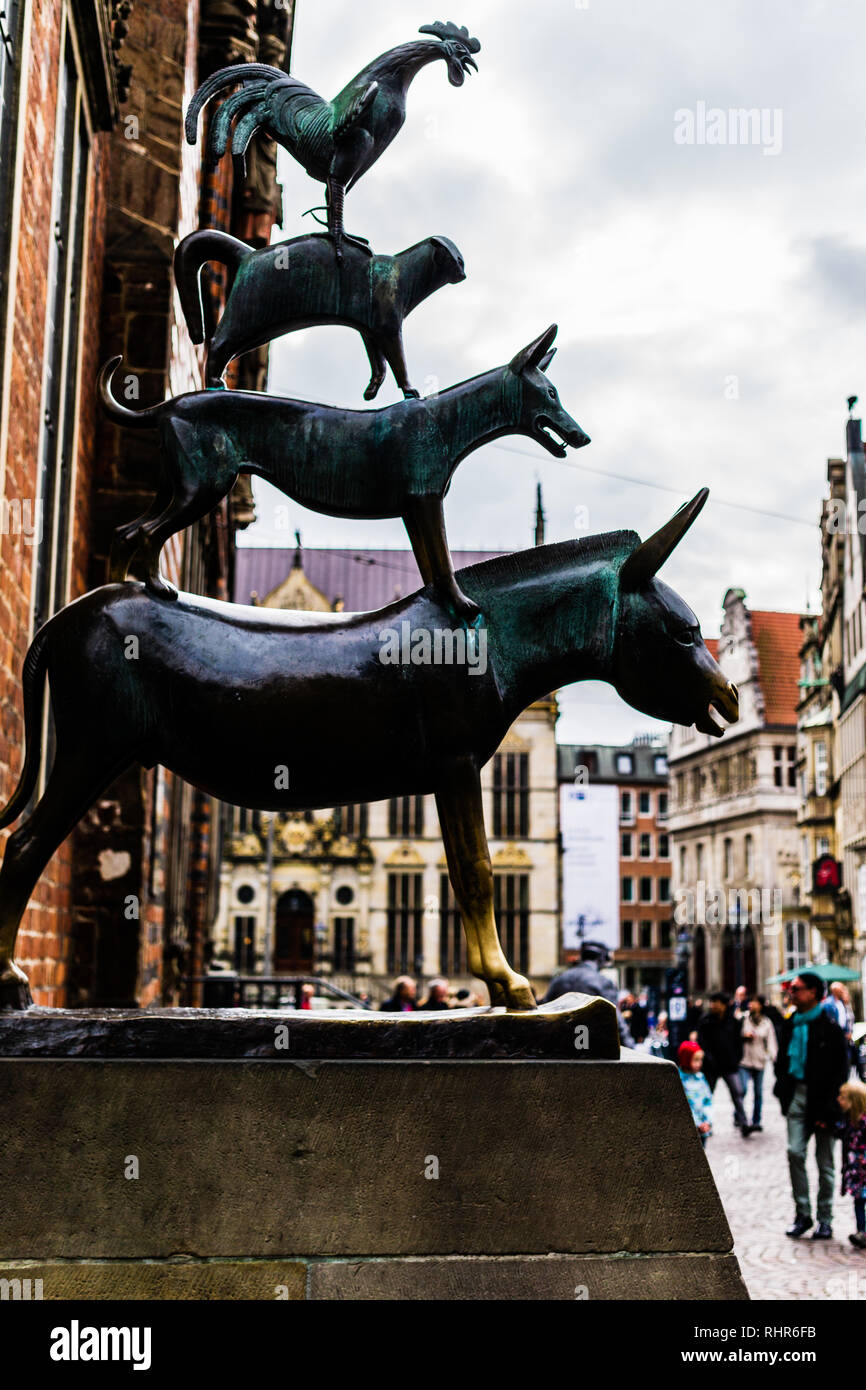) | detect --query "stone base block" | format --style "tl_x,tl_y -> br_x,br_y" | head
0,1054 -> 748,1300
